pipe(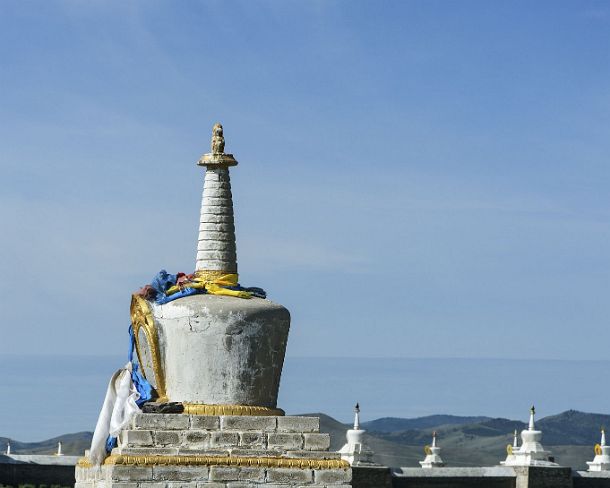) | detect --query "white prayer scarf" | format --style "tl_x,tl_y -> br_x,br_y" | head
89,363 -> 141,465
